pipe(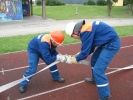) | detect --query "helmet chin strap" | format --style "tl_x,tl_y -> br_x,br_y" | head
50,39 -> 54,46
50,39 -> 52,44
50,39 -> 58,47
73,31 -> 80,36
77,31 -> 80,36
